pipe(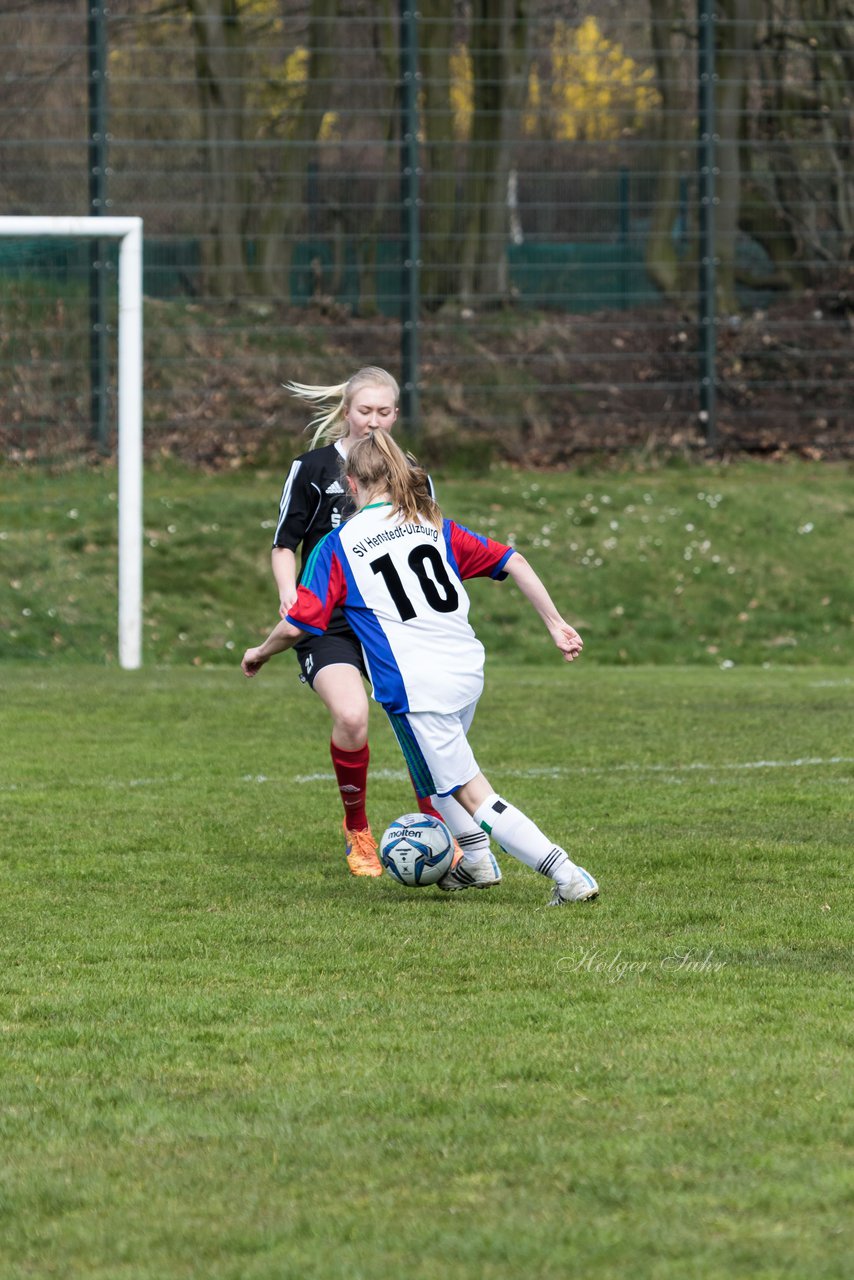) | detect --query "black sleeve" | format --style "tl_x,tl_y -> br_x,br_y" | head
272,458 -> 319,551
